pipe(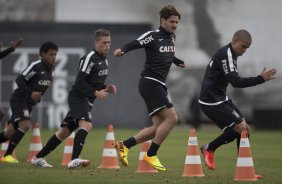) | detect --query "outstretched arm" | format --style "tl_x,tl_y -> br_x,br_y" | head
114,40 -> 143,57
226,67 -> 277,88
0,47 -> 14,59
0,38 -> 23,59
114,32 -> 154,57
218,58 -> 276,88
